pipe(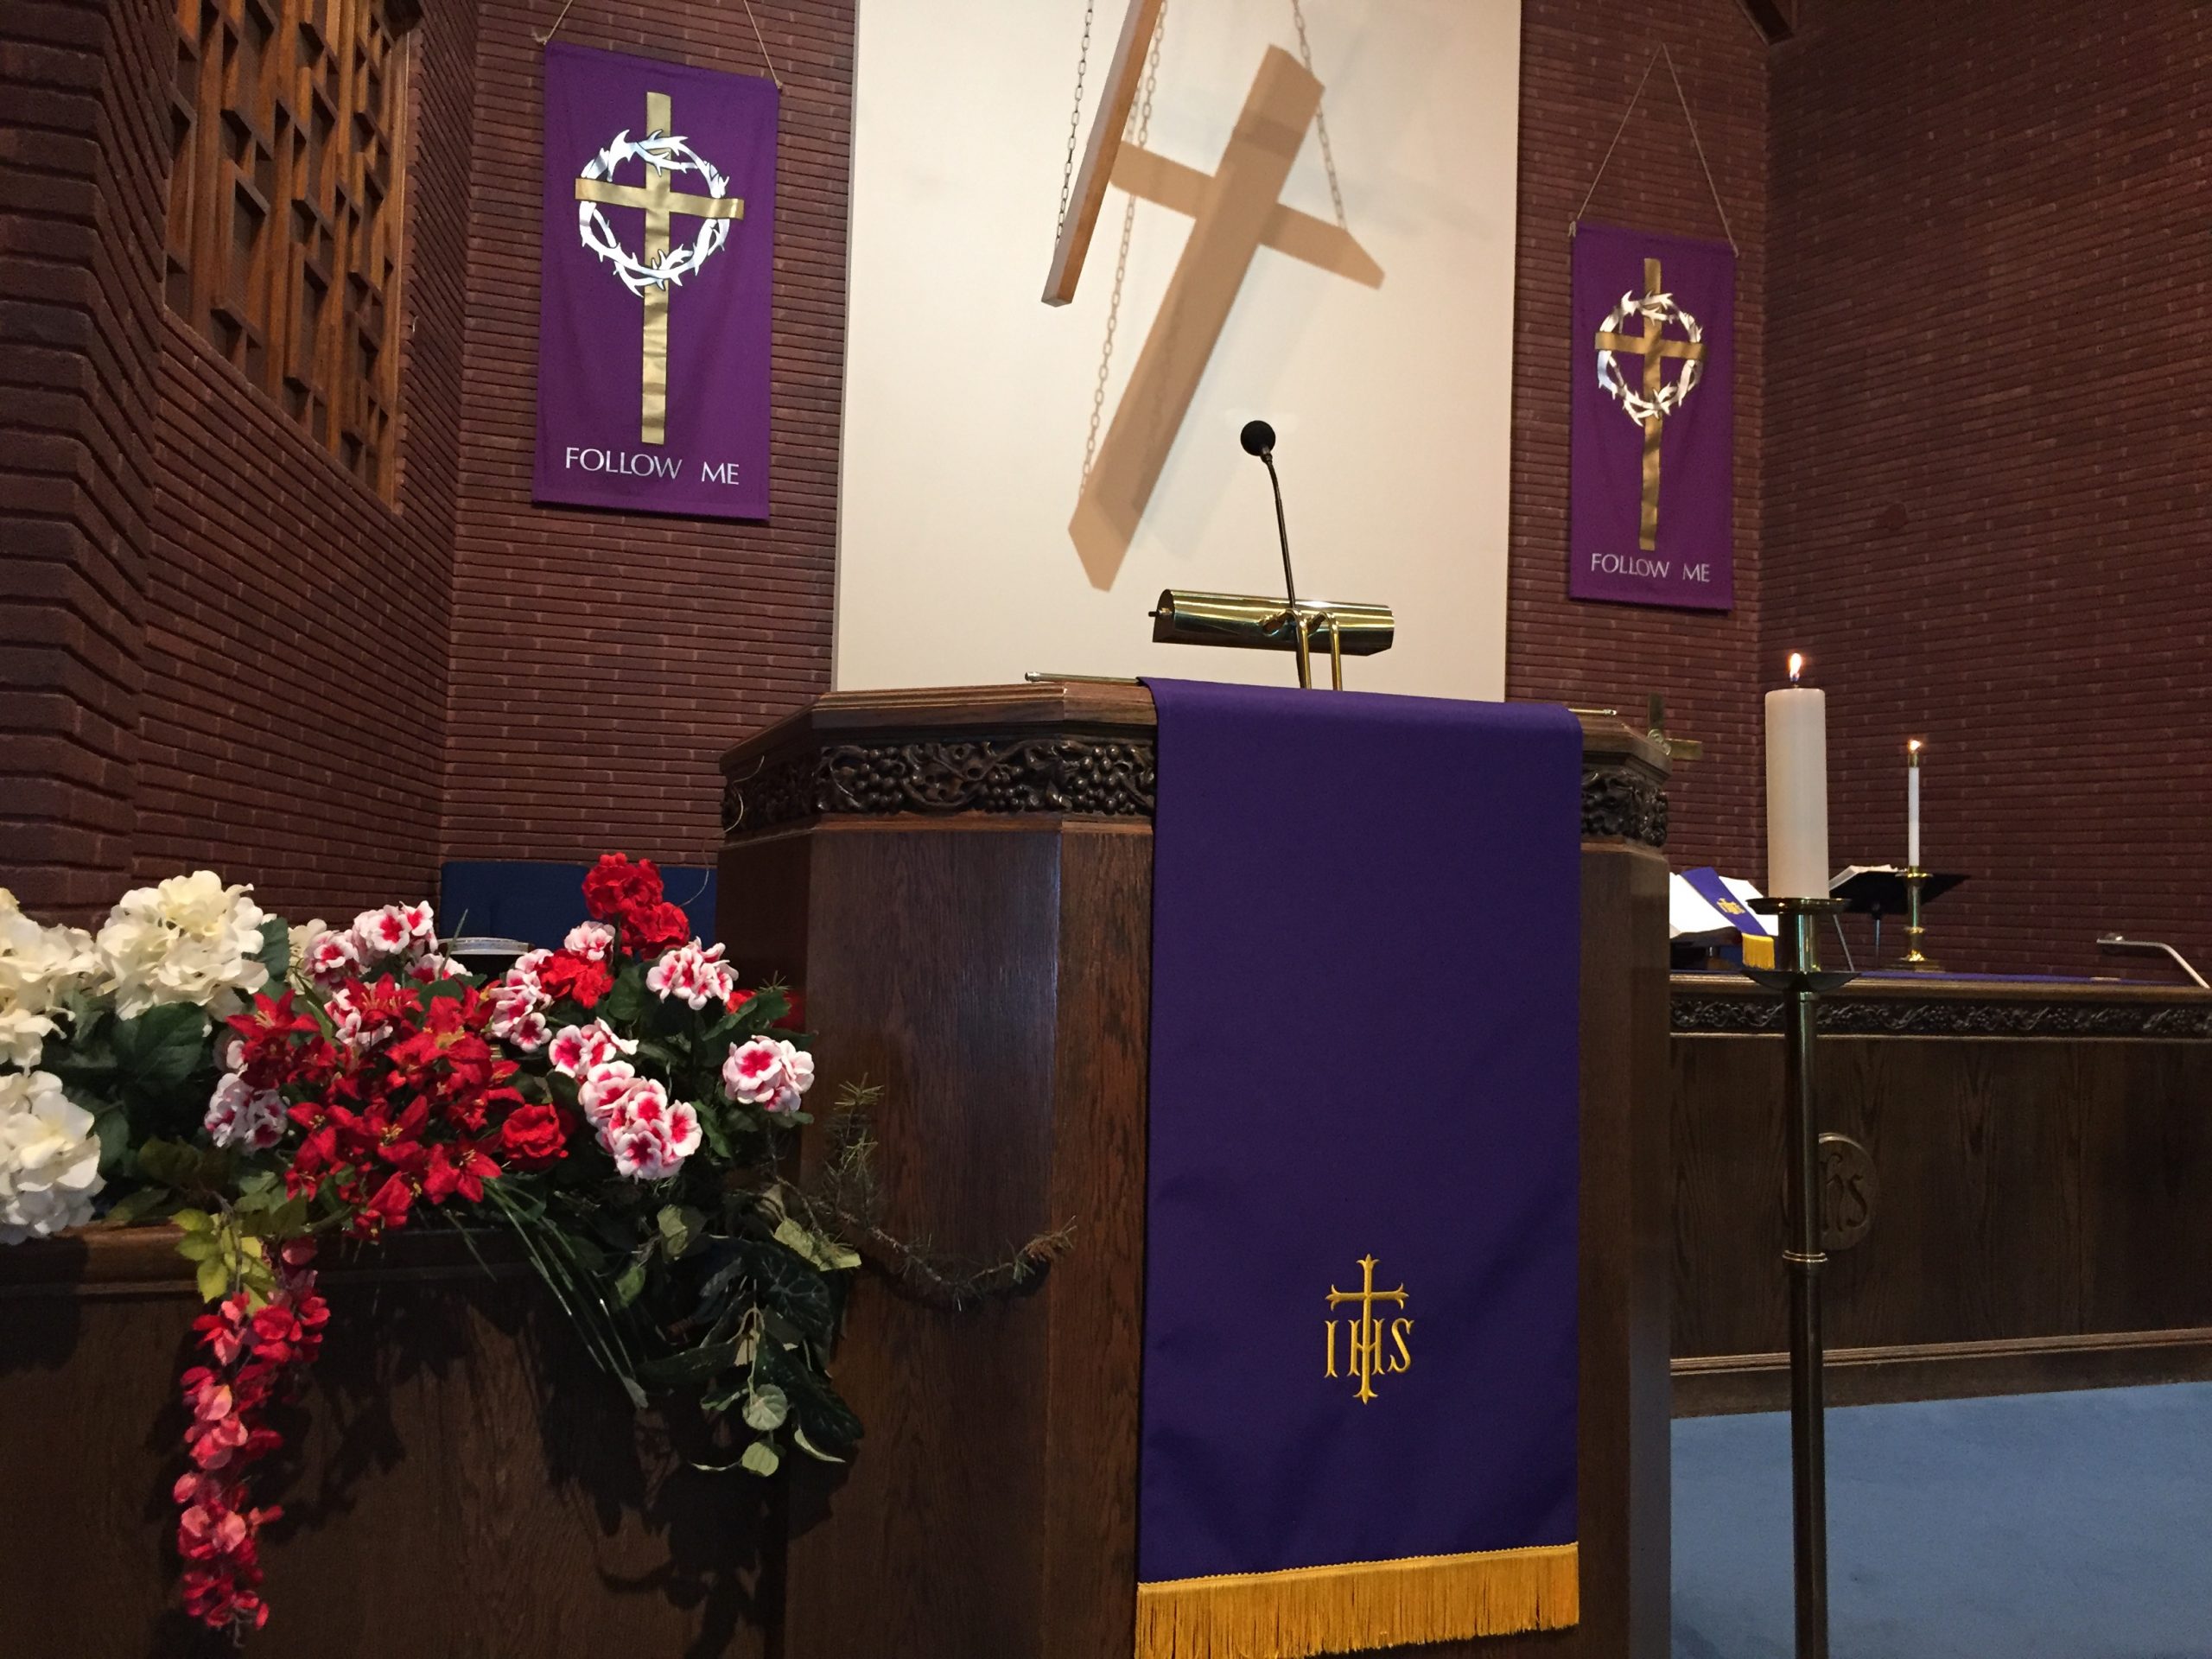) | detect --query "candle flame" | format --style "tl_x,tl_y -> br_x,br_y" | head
1908,738 -> 1923,753
1787,652 -> 1804,685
